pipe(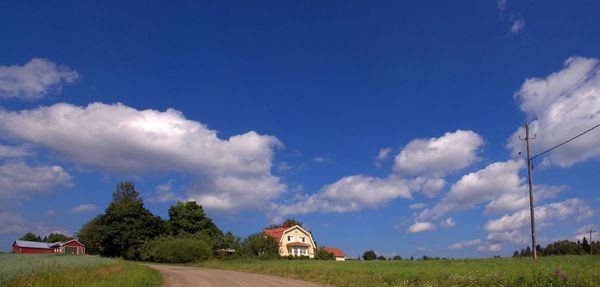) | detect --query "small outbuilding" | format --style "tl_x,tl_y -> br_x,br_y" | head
12,239 -> 86,255
319,247 -> 347,261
